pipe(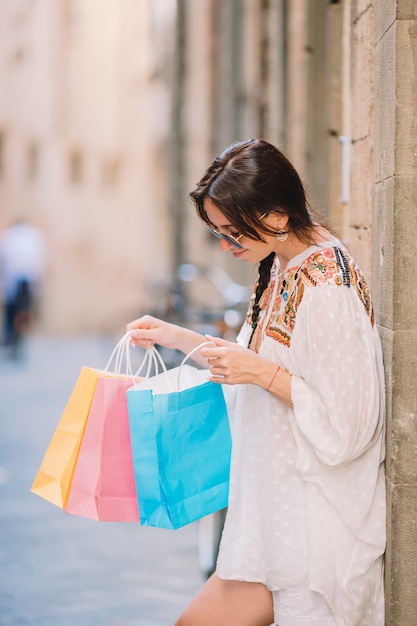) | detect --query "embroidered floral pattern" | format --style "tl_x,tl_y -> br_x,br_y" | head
246,247 -> 374,350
